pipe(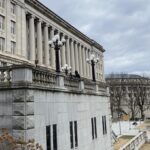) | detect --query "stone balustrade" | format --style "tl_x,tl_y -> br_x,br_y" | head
64,76 -> 80,91
0,64 -> 107,95
32,68 -> 57,87
84,79 -> 97,93
119,131 -> 147,150
0,66 -> 11,83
